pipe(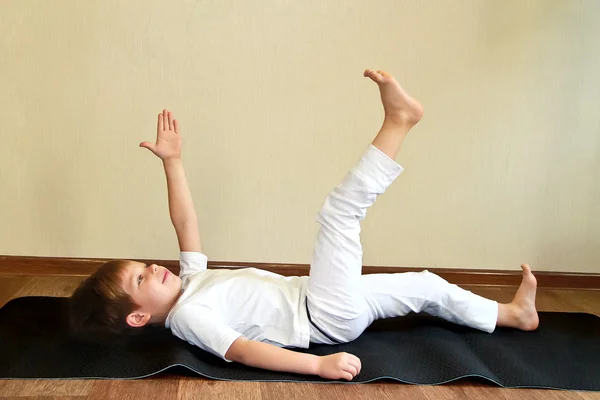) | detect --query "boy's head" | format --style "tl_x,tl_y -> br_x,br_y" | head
69,260 -> 182,336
